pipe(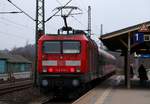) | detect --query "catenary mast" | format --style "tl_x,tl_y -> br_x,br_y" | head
35,0 -> 45,86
